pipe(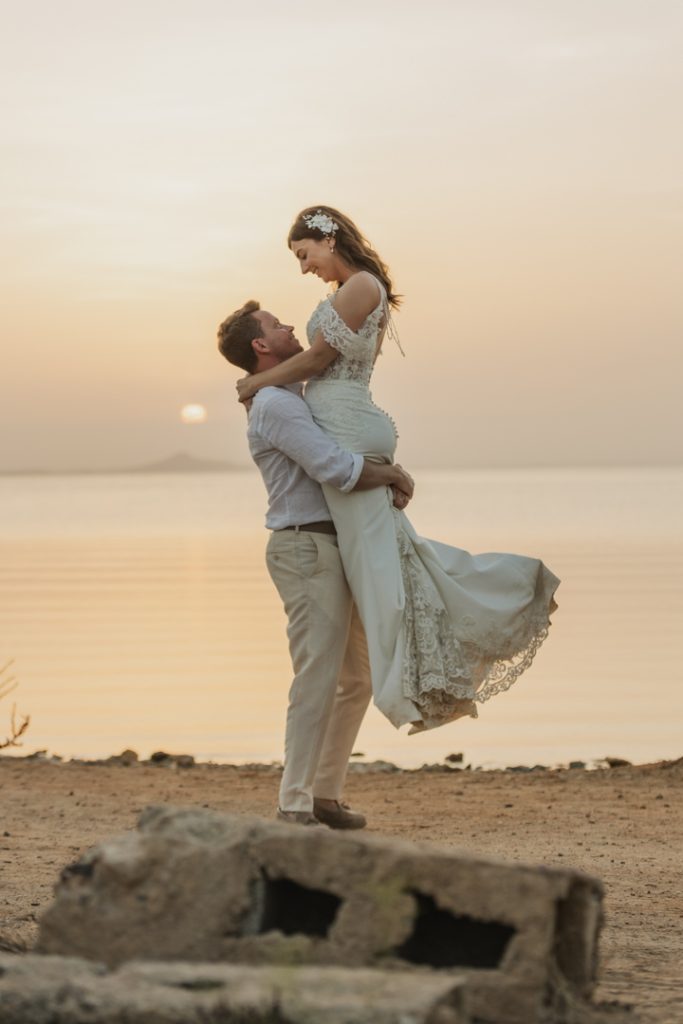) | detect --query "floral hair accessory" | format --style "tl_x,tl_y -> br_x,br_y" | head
302,209 -> 339,236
